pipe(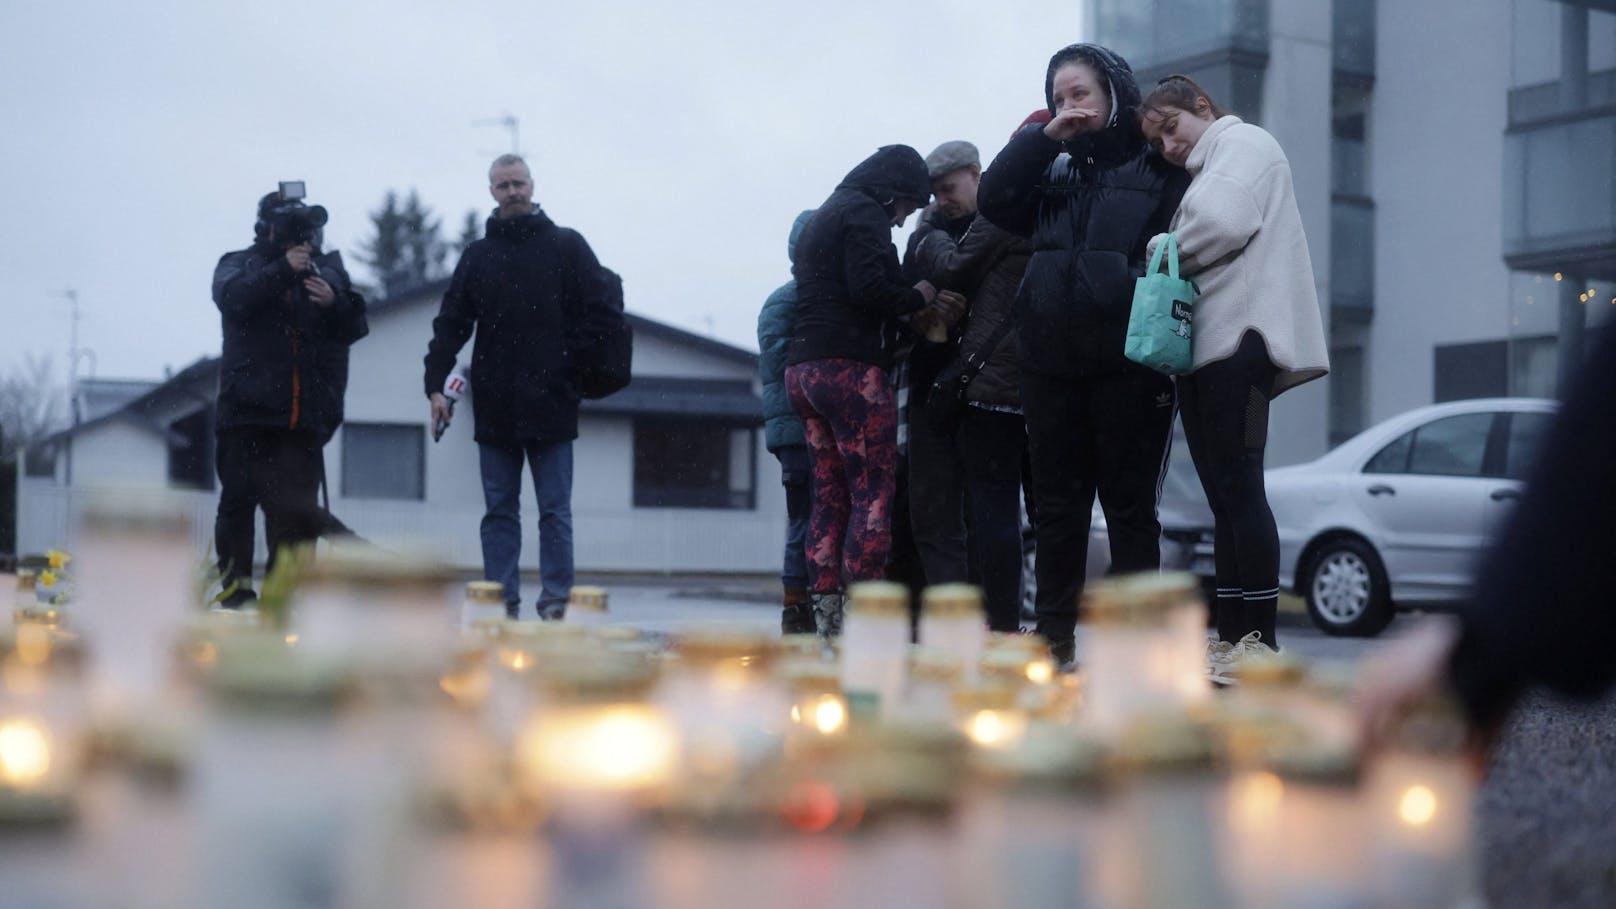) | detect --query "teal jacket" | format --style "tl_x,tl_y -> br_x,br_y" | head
757,210 -> 817,452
